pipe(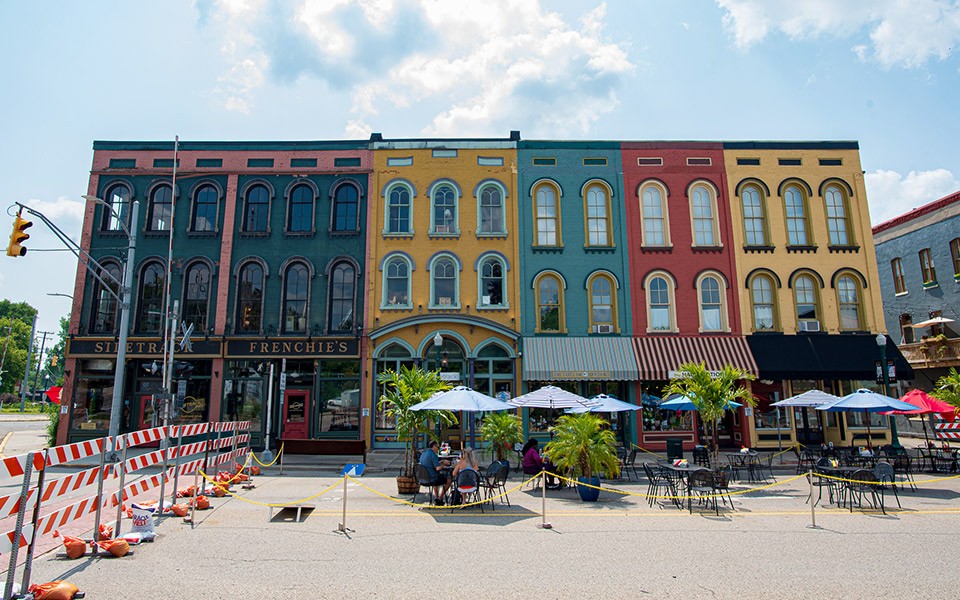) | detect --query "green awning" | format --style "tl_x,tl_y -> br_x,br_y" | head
522,337 -> 640,381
